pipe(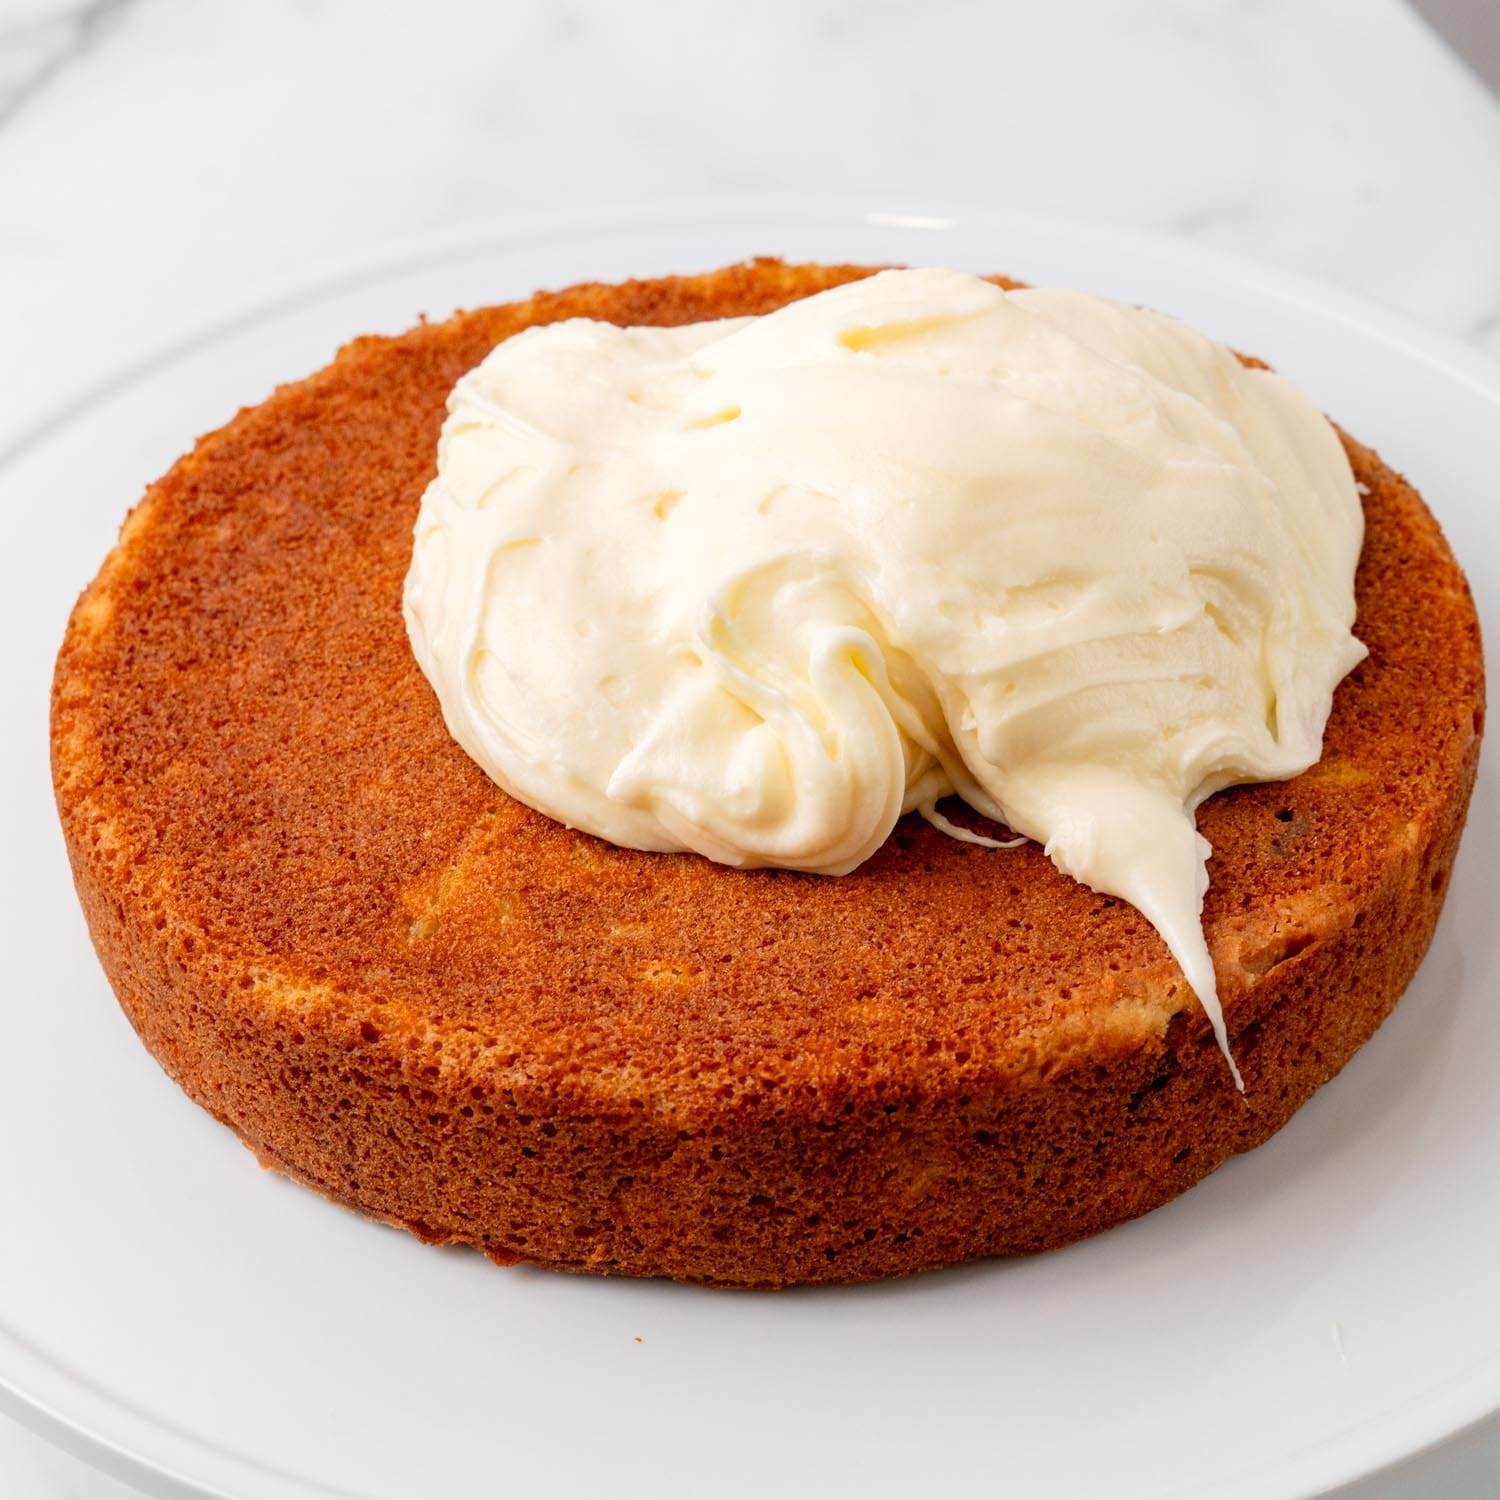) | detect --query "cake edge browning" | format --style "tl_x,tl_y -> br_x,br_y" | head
59,682 -> 1479,1287
51,261 -> 1485,1288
